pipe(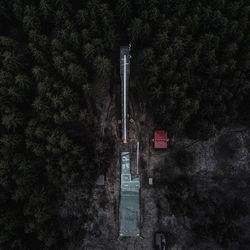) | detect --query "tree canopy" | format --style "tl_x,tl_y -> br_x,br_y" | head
0,0 -> 250,249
